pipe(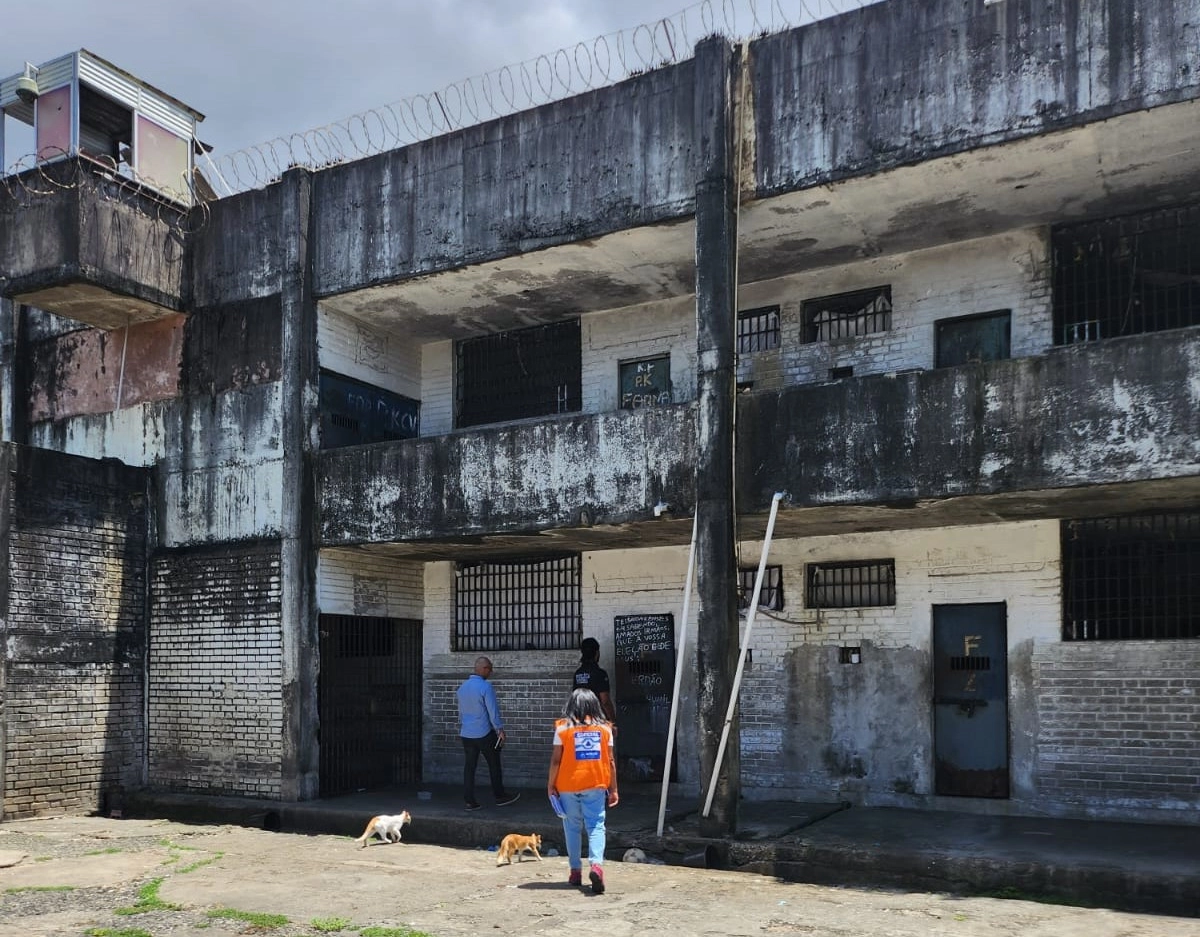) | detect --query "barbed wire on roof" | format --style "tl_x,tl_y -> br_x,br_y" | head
0,149 -> 209,232
207,0 -> 869,195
